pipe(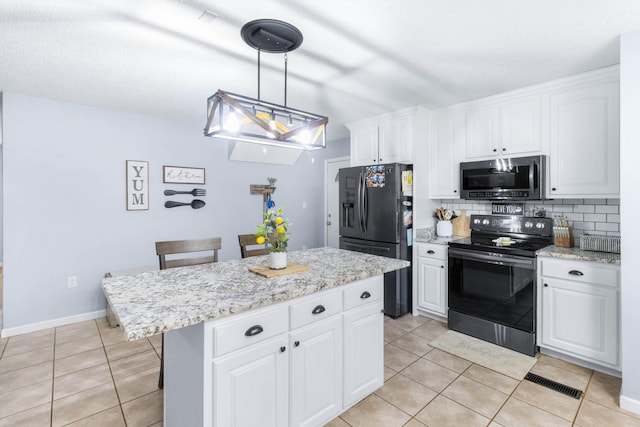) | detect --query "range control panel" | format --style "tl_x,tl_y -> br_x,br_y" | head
470,215 -> 552,236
